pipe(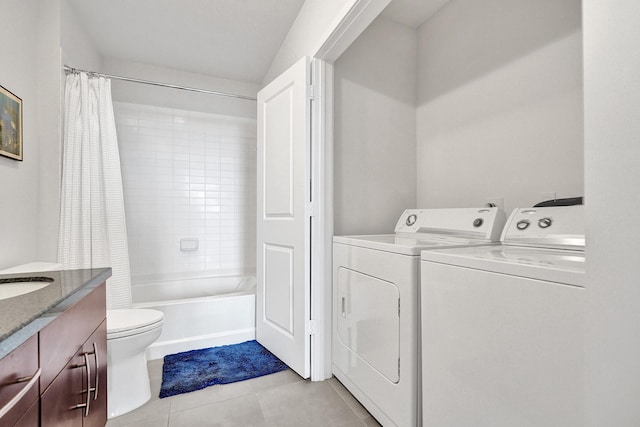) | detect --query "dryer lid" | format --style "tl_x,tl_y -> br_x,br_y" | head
333,234 -> 498,255
107,308 -> 164,334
